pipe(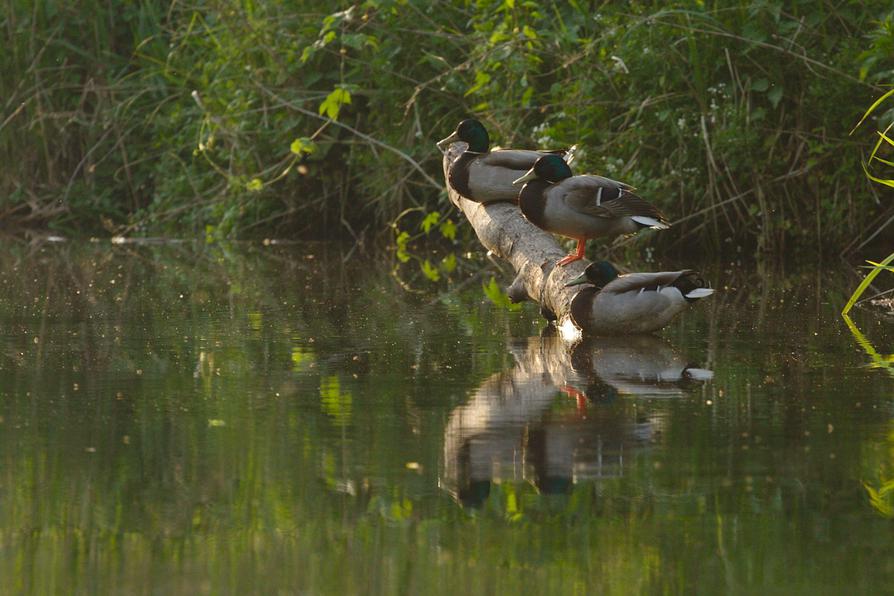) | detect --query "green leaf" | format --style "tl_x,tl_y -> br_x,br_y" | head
482,277 -> 521,311
750,78 -> 769,92
246,178 -> 263,192
420,211 -> 440,234
319,87 -> 353,120
868,122 -> 894,165
767,86 -> 783,108
395,231 -> 411,262
420,259 -> 440,281
300,46 -> 315,63
465,71 -> 491,97
843,252 -> 894,314
439,219 -> 456,240
861,161 -> 894,189
489,30 -> 511,45
290,137 -> 317,156
851,87 -> 894,135
521,86 -> 534,107
440,253 -> 457,273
